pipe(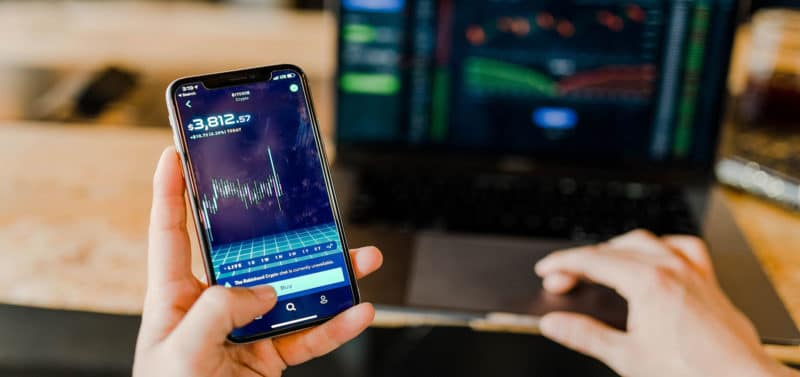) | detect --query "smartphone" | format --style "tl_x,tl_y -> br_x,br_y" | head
165,65 -> 359,342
